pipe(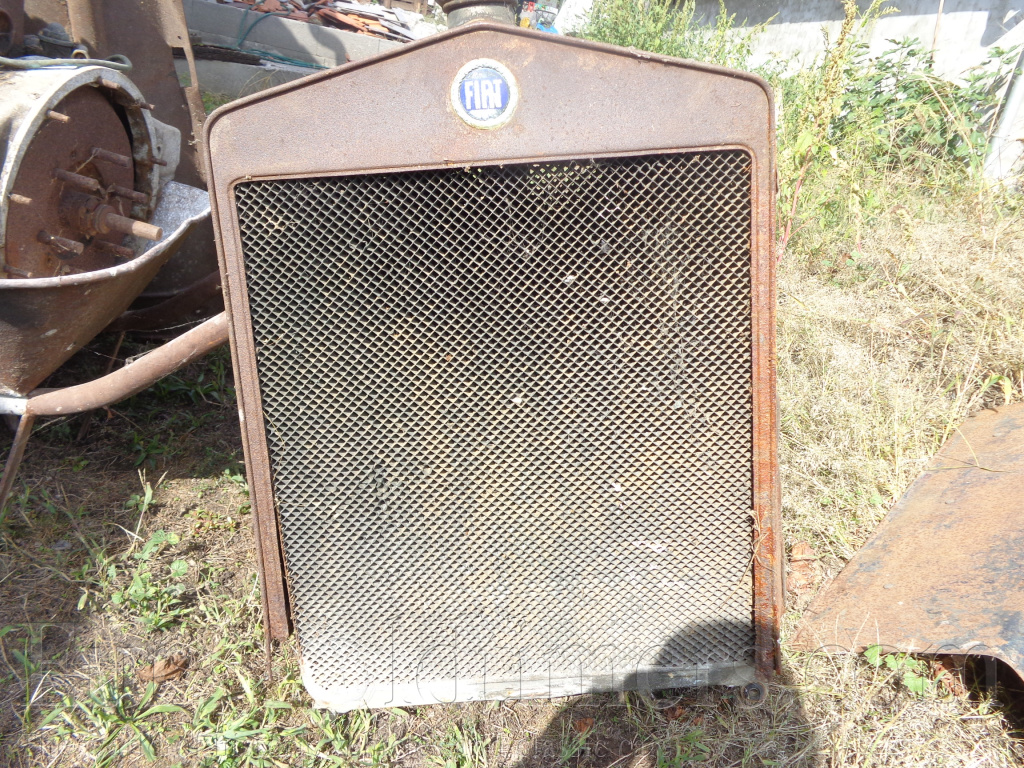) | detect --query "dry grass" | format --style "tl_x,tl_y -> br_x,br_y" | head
1,180 -> 1023,766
